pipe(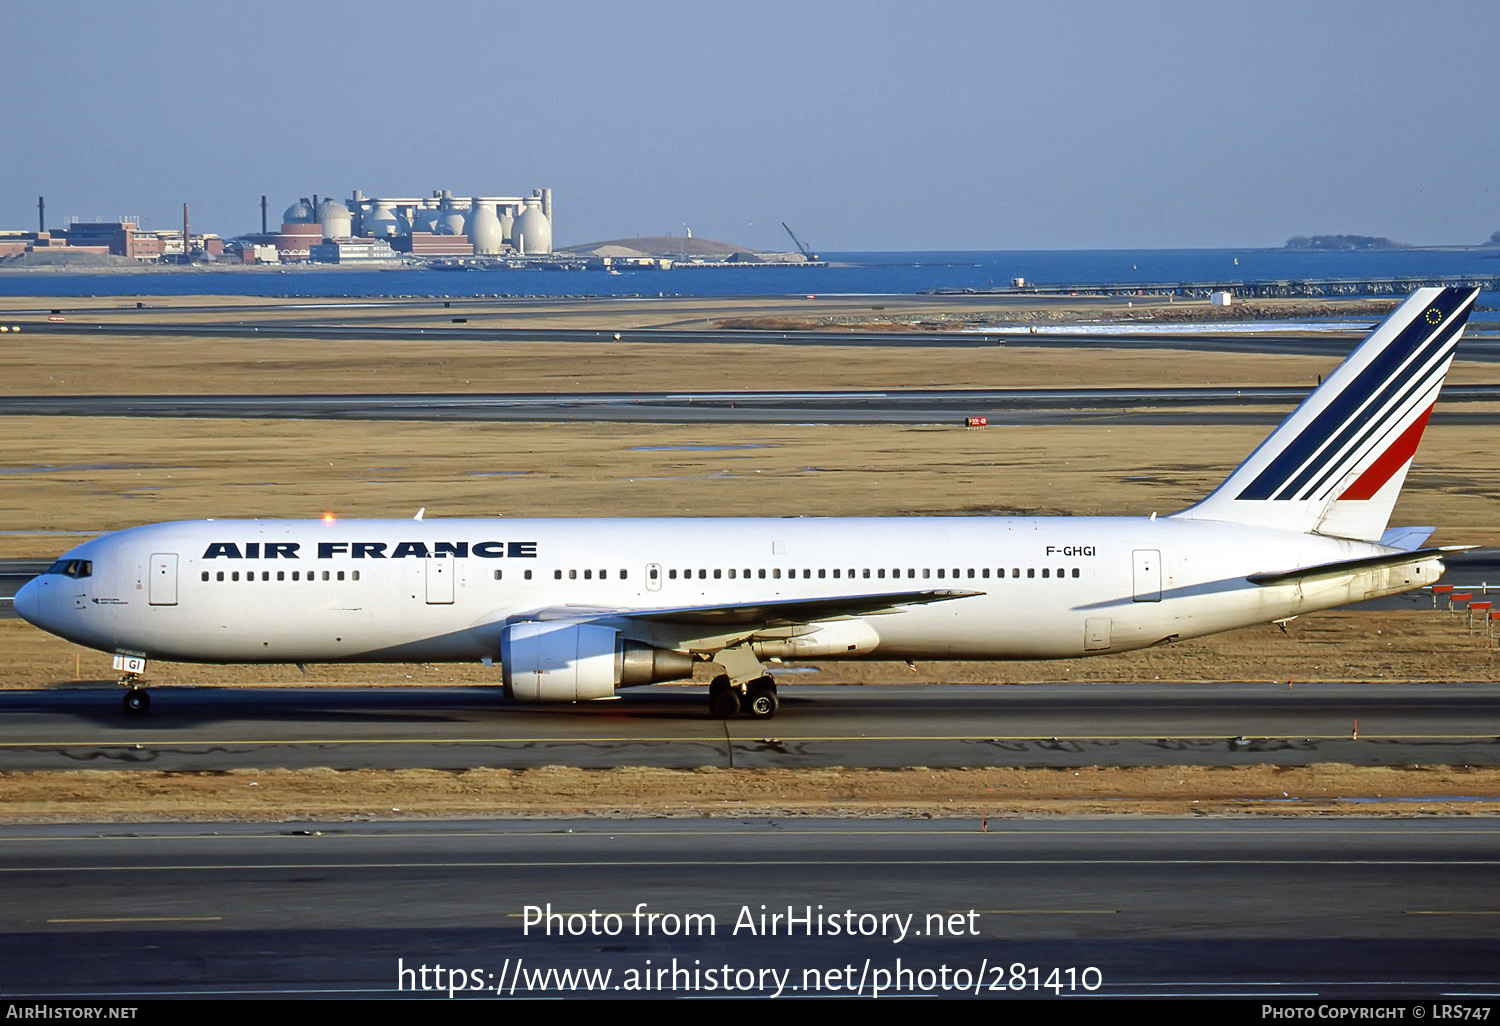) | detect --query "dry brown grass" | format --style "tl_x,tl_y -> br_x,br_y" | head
2,293 -> 1497,820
